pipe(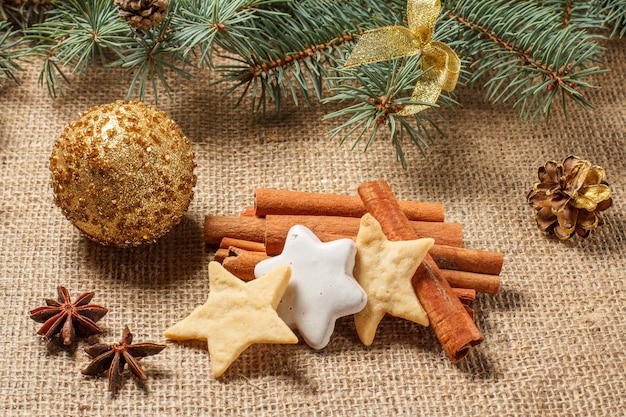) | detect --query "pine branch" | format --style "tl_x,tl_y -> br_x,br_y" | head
2,0 -> 622,166
601,0 -> 626,37
170,0 -> 276,67
443,0 -> 606,122
113,15 -> 193,102
324,55 -> 456,168
535,0 -> 607,29
0,20 -> 24,87
214,0 -> 407,113
23,0 -> 129,97
210,0 -> 457,164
